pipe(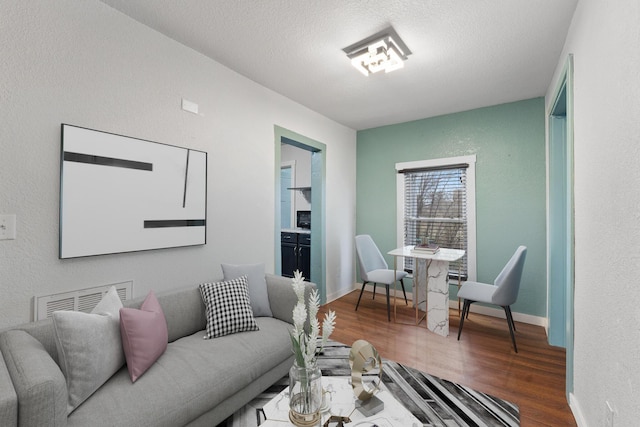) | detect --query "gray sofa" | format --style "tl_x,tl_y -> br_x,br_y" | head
0,274 -> 313,427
